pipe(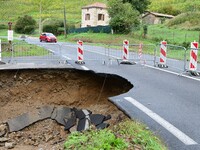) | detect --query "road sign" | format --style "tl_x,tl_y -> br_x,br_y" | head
8,30 -> 13,41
